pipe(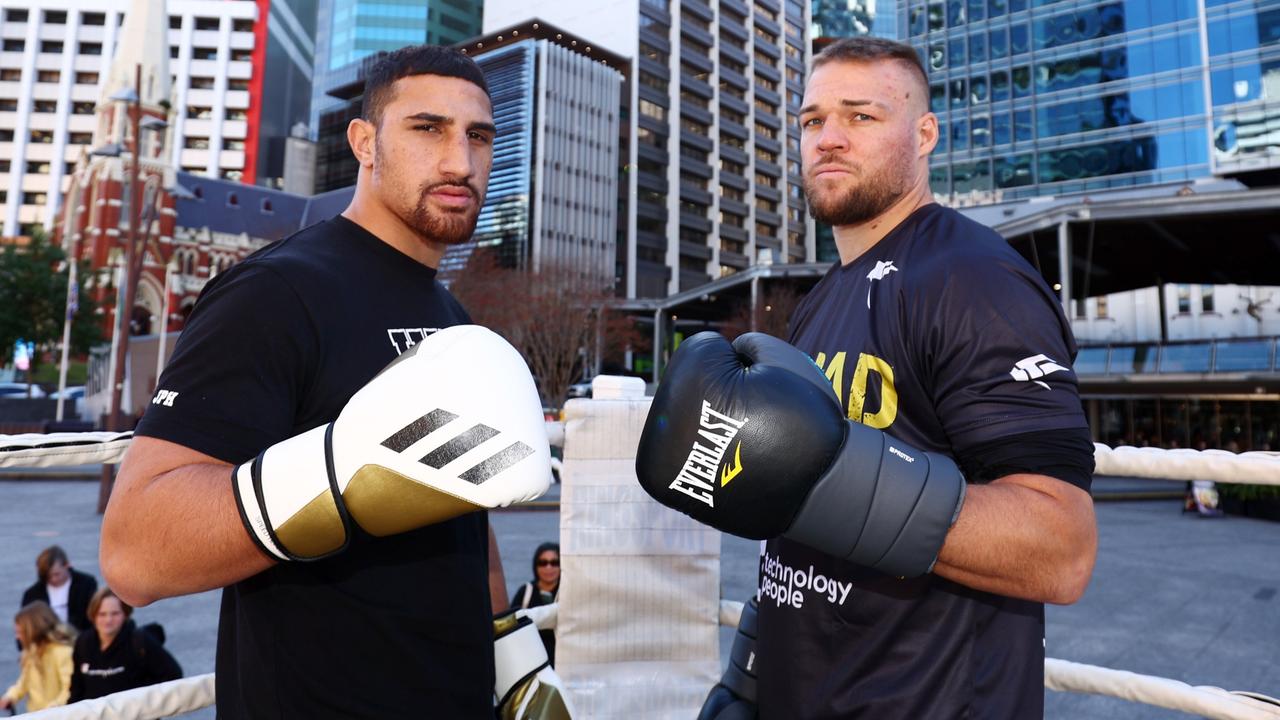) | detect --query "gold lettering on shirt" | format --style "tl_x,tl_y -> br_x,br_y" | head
815,350 -> 898,430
